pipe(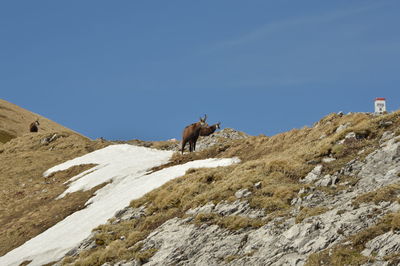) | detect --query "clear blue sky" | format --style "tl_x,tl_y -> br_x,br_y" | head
1,1 -> 399,140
